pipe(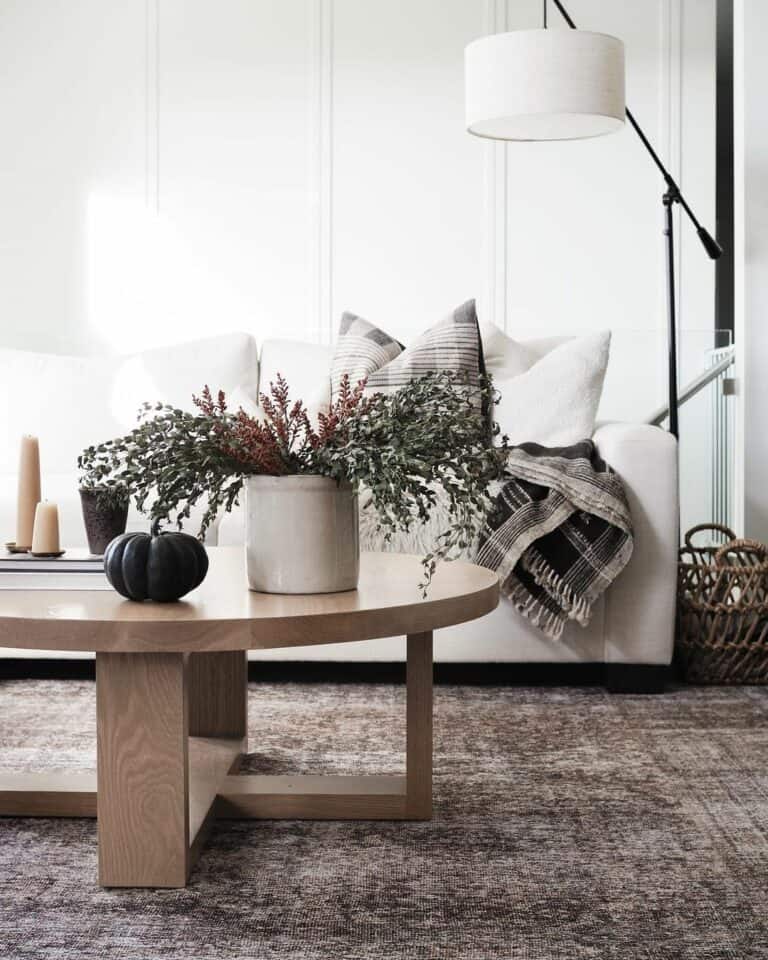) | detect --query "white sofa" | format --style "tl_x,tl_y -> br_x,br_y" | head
0,332 -> 679,684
